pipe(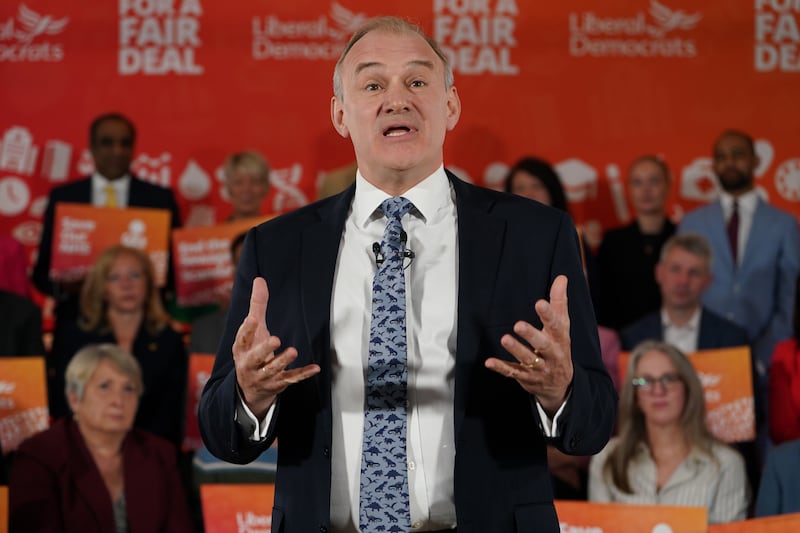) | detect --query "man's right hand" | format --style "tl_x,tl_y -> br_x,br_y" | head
234,277 -> 320,419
